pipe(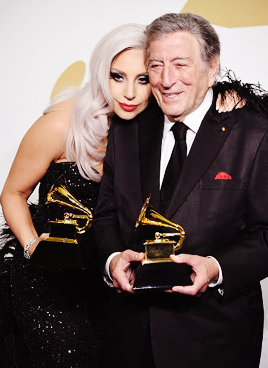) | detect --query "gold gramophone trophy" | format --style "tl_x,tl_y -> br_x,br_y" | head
133,197 -> 192,290
30,174 -> 93,269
